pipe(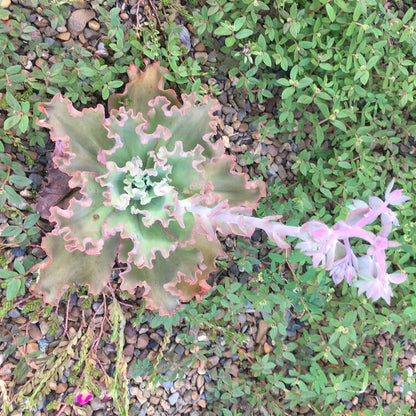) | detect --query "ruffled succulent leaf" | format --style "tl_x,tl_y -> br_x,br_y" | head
36,233 -> 120,303
34,61 -> 268,314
